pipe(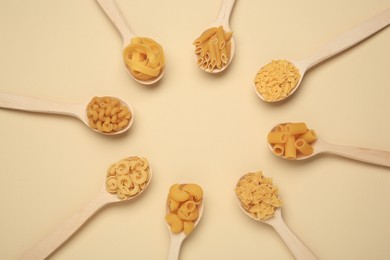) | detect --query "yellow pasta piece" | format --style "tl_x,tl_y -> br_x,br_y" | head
285,135 -> 296,159
272,143 -> 285,156
285,122 -> 308,135
267,131 -> 287,144
295,139 -> 314,156
298,129 -> 317,143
